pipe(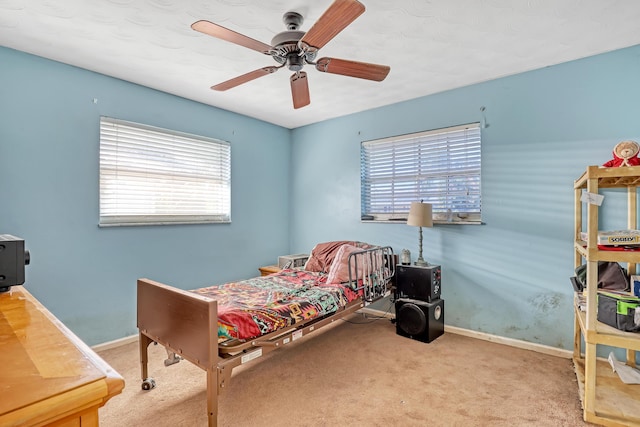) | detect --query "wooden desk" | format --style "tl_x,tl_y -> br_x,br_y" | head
258,265 -> 281,276
0,286 -> 124,426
